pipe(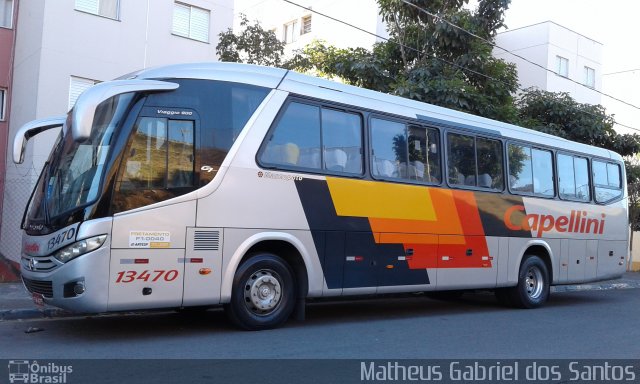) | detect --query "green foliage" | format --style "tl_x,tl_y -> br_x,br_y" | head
516,88 -> 640,157
217,14 -> 285,67
288,0 -> 519,122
